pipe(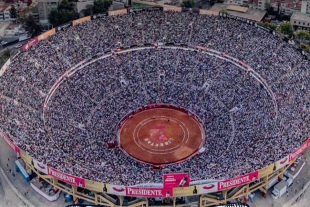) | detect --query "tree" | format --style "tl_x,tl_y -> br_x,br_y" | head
0,49 -> 12,68
22,15 -> 42,36
295,30 -> 310,41
48,0 -> 80,27
9,5 -> 17,19
279,21 -> 293,36
48,9 -> 79,27
93,0 -> 112,14
181,0 -> 195,8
